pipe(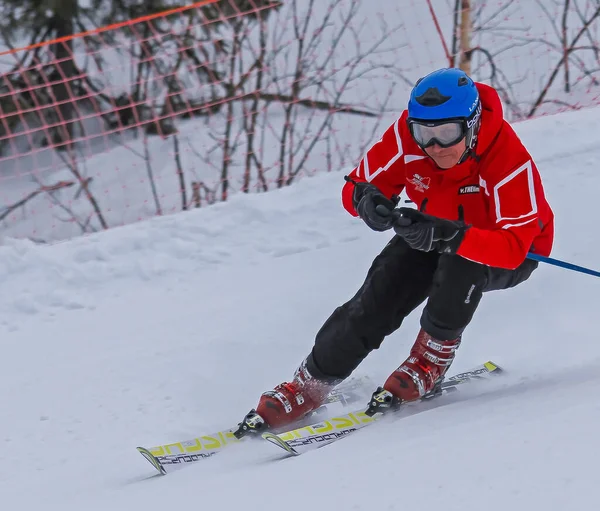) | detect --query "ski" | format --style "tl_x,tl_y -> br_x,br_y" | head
262,361 -> 502,456
136,375 -> 372,474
